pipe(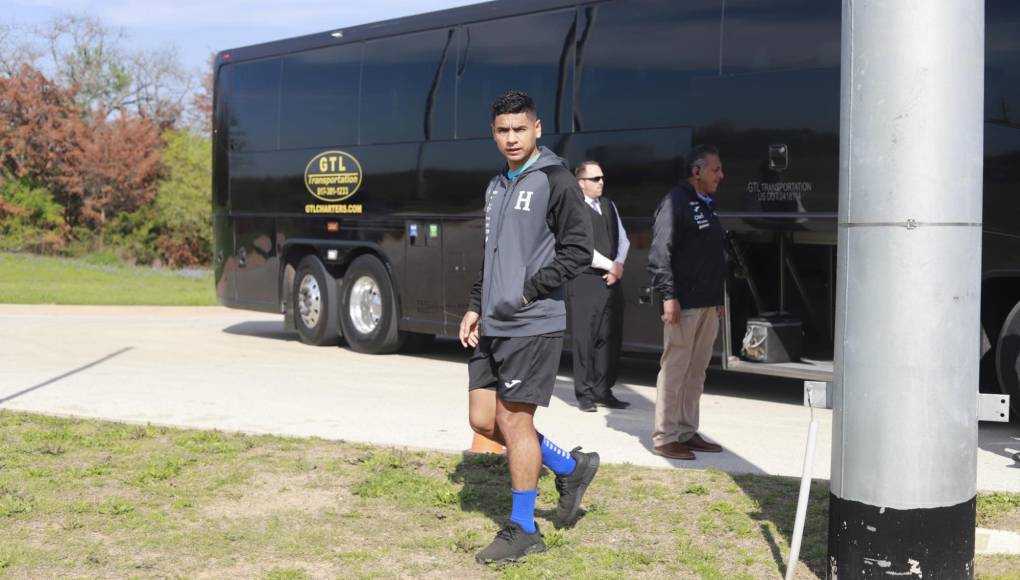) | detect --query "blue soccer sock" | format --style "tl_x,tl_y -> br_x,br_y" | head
510,488 -> 538,534
538,432 -> 577,476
